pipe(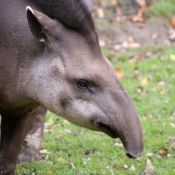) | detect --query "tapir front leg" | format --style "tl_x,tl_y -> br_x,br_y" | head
18,106 -> 46,163
0,107 -> 41,175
